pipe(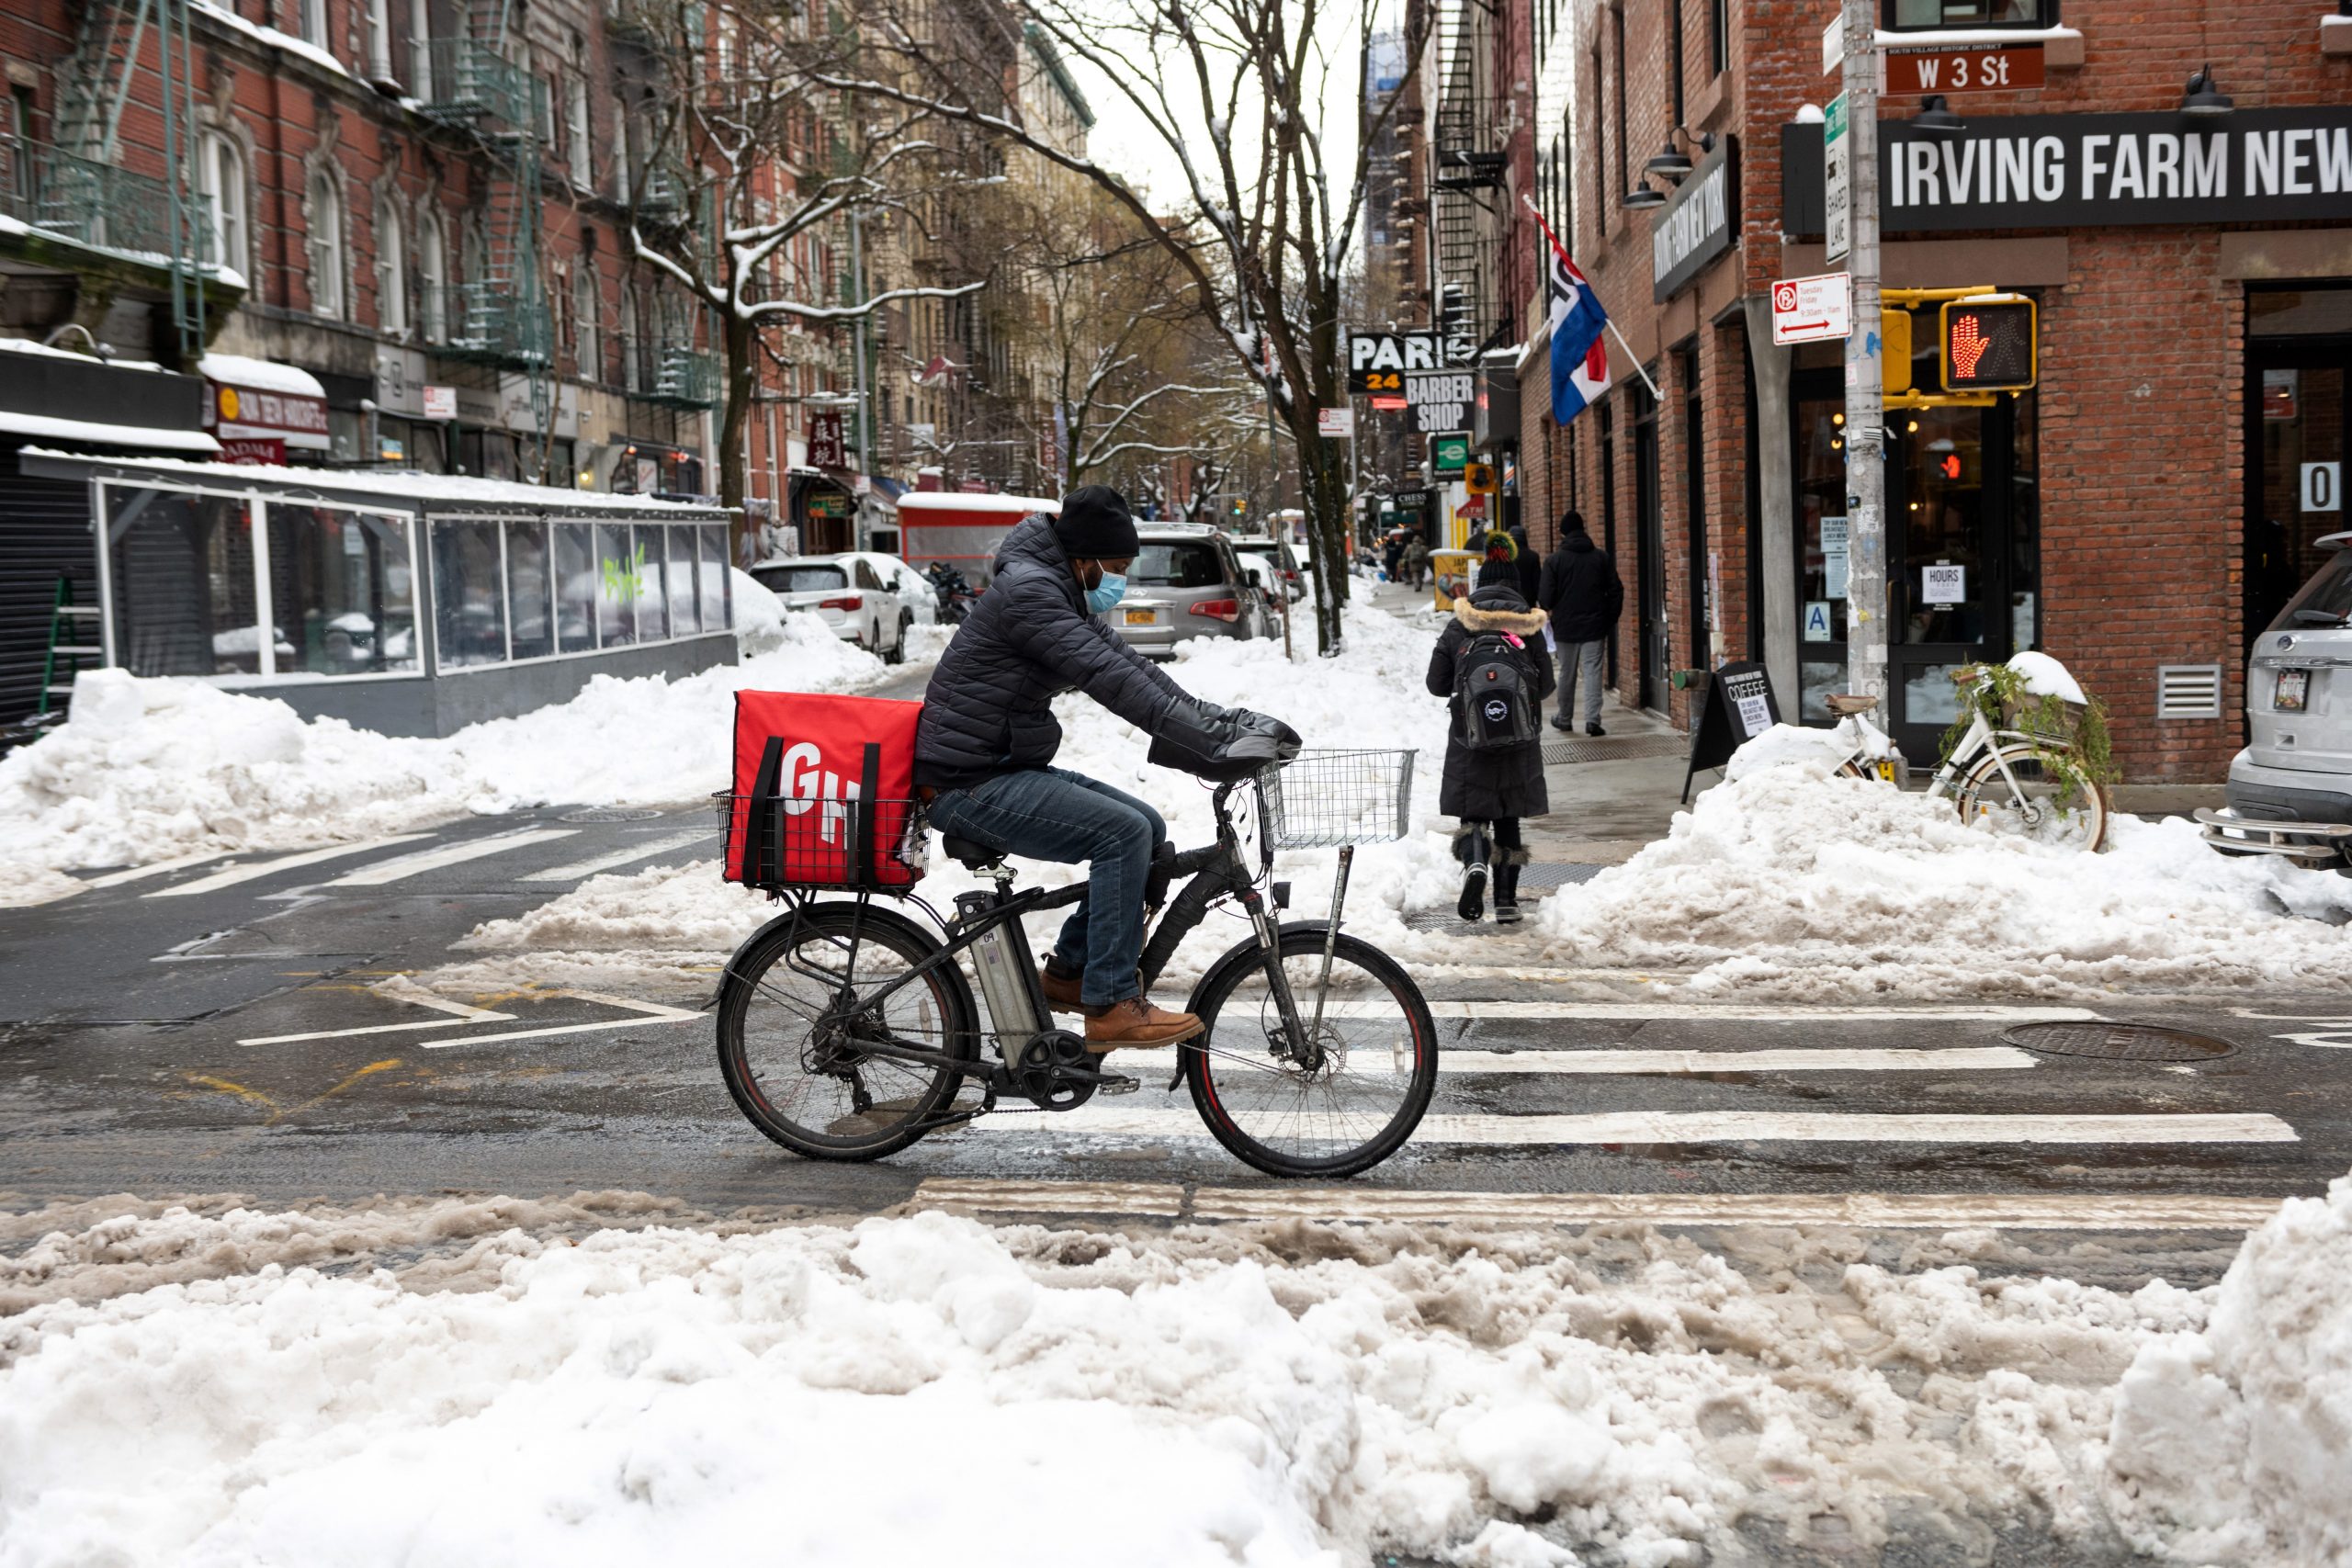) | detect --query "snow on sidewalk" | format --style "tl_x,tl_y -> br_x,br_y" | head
6,1181 -> 2346,1566
1537,731 -> 2352,1000
0,574 -> 888,890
